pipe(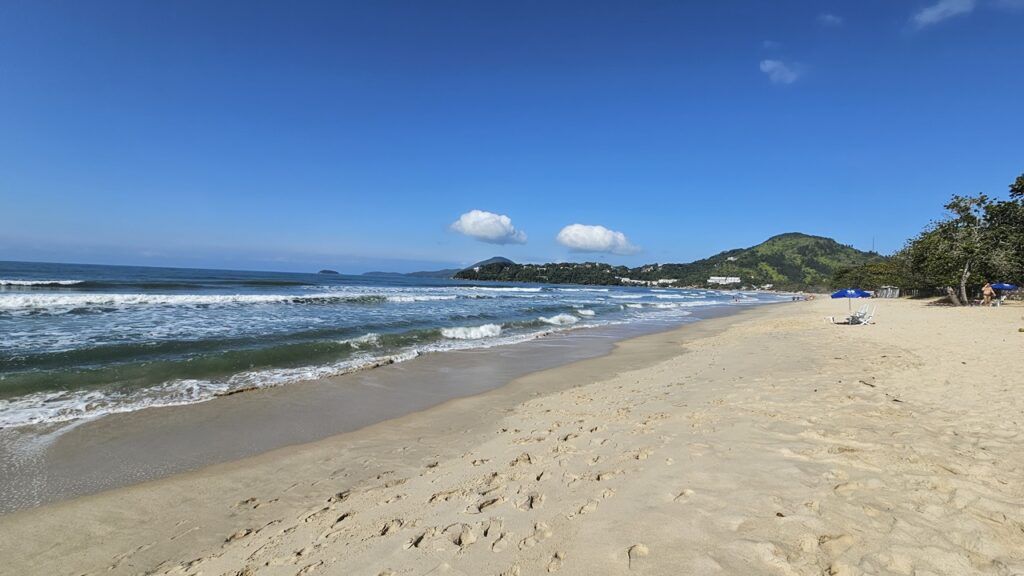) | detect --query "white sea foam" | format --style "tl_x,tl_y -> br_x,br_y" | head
340,333 -> 381,348
440,323 -> 502,339
556,288 -> 609,292
467,287 -> 544,292
539,313 -> 579,326
0,323 -> 594,428
608,294 -> 643,299
385,295 -> 458,302
0,350 -> 421,429
0,292 -> 457,312
575,309 -> 596,316
0,279 -> 83,286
